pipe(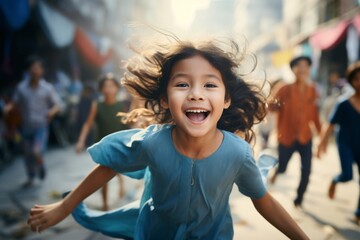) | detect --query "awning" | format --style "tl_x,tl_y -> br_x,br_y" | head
271,49 -> 294,67
310,20 -> 350,50
0,0 -> 30,30
74,28 -> 113,67
37,0 -> 75,48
